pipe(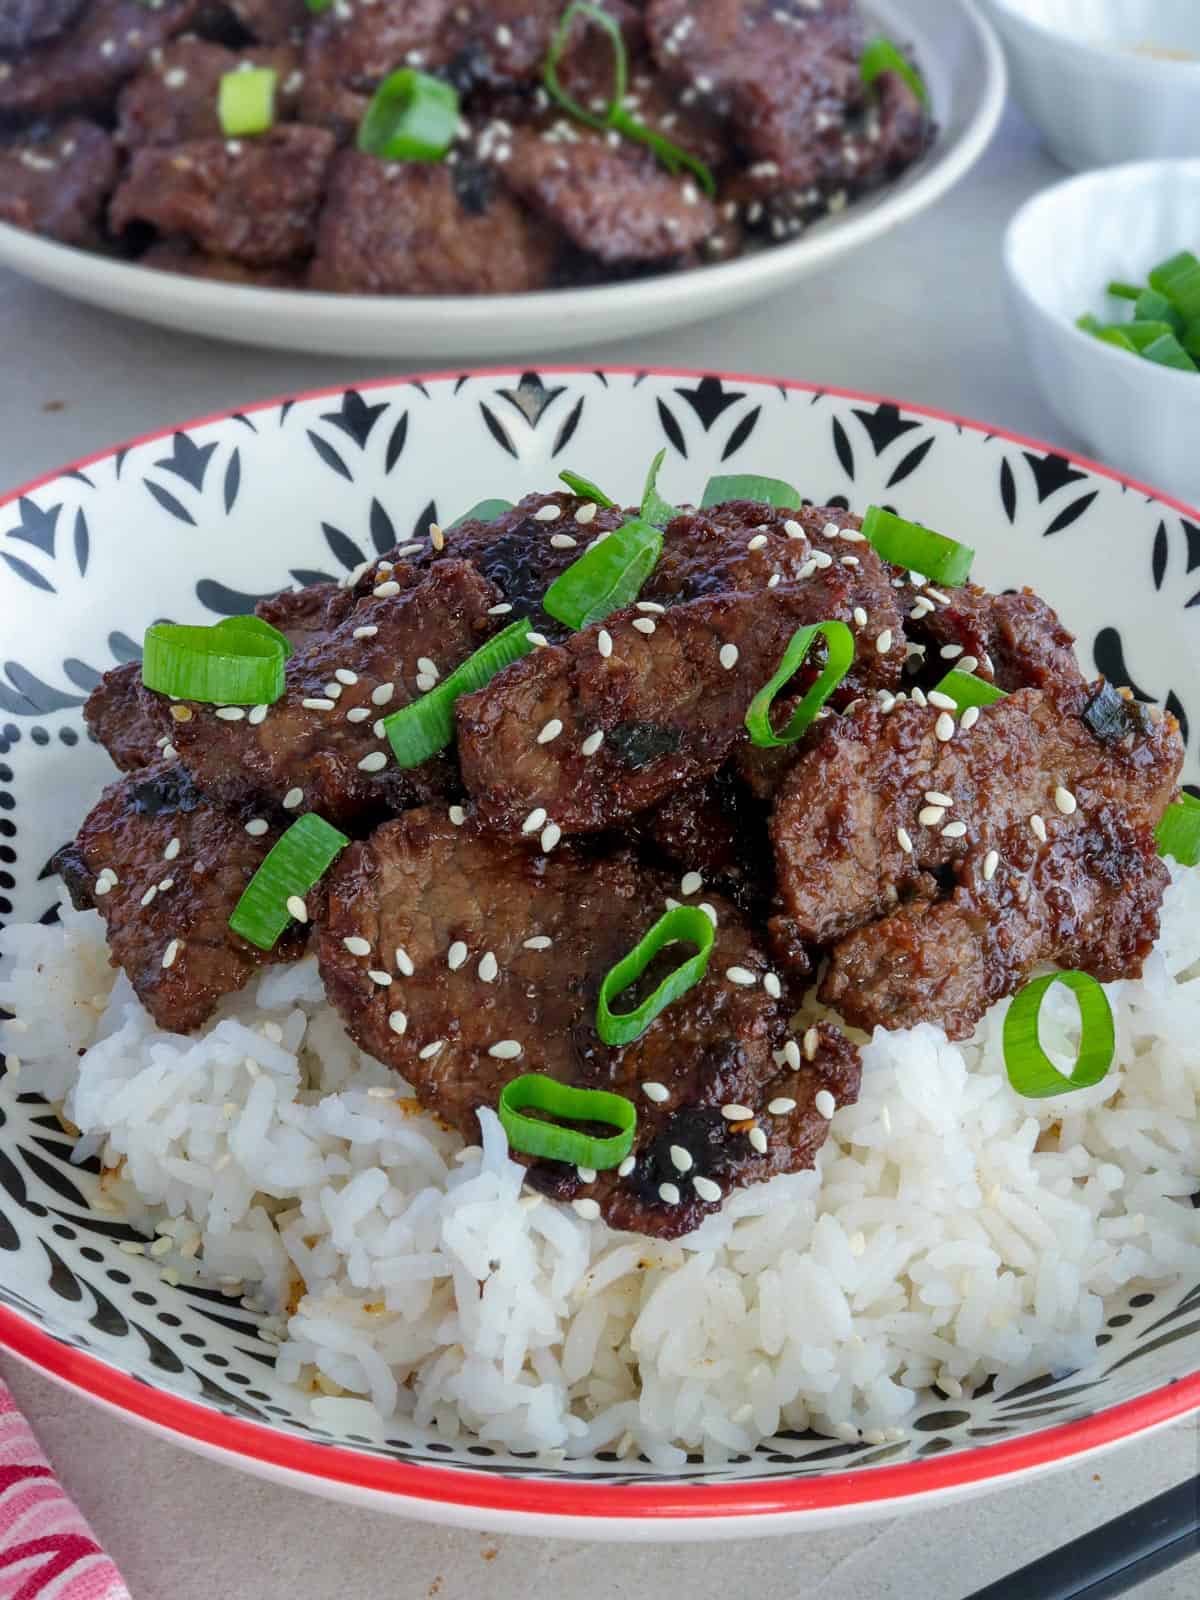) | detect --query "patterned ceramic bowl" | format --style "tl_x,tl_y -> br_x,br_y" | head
0,370 -> 1196,1538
